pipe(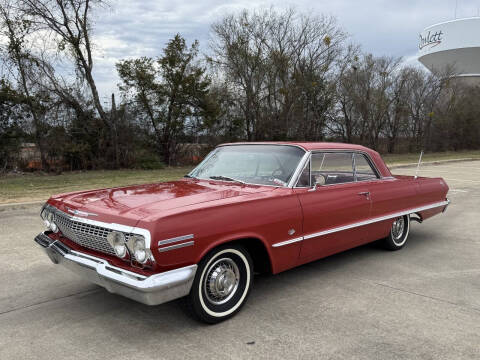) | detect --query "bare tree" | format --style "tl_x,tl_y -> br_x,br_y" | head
404,68 -> 444,152
383,67 -> 409,153
328,54 -> 402,150
20,0 -> 106,122
210,8 -> 348,141
18,0 -> 122,167
0,0 -> 50,169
